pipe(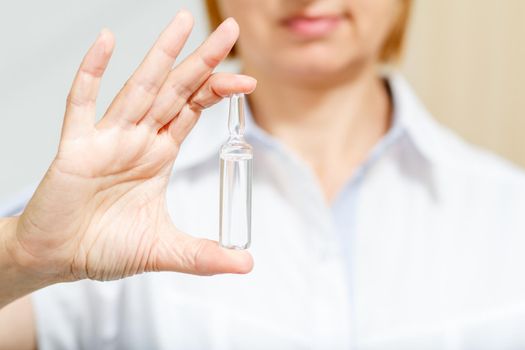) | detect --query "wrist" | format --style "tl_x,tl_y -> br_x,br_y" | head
0,217 -> 52,308
0,217 -> 21,274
